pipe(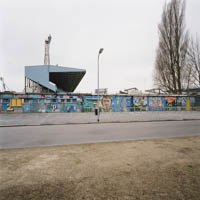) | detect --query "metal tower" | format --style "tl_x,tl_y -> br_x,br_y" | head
0,77 -> 9,92
44,35 -> 51,65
